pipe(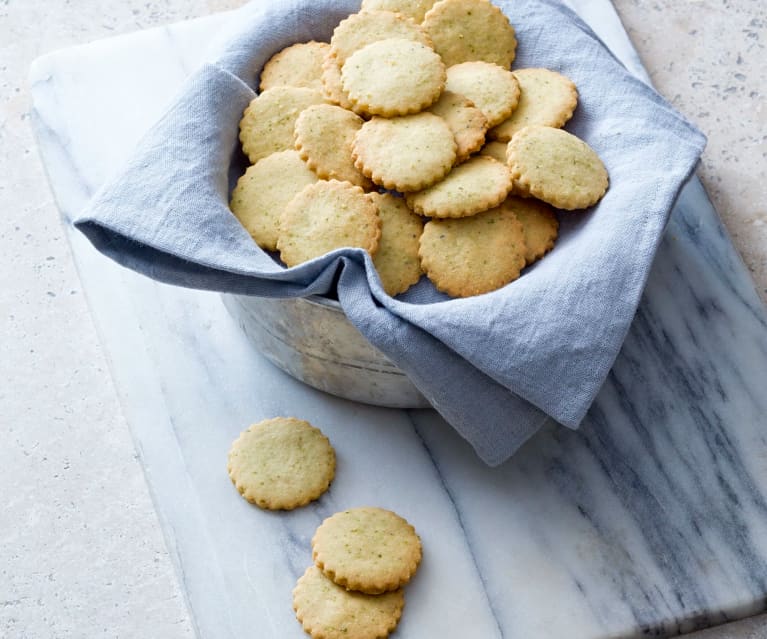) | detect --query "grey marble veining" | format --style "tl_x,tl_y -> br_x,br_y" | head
29,2 -> 767,638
